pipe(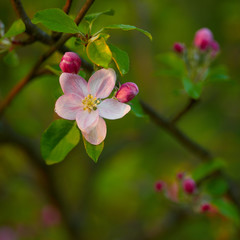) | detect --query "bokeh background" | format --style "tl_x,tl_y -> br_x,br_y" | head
1,0 -> 240,239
